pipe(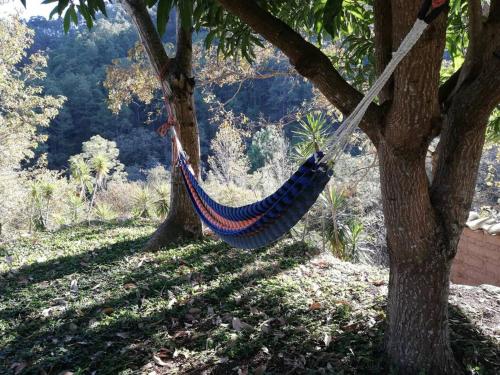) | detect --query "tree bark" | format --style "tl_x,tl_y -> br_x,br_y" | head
120,0 -> 202,249
378,140 -> 462,374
